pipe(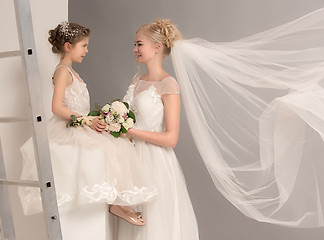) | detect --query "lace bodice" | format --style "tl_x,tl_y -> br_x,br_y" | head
123,76 -> 179,132
55,65 -> 90,116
